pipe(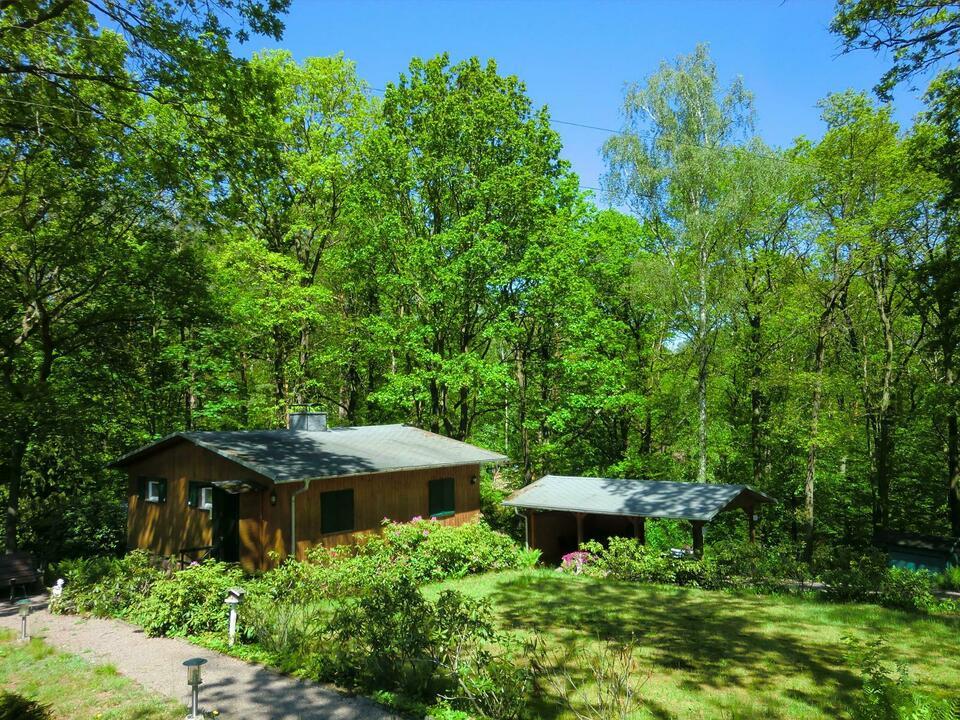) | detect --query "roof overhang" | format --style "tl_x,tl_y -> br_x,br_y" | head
503,476 -> 776,522
109,428 -> 508,484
